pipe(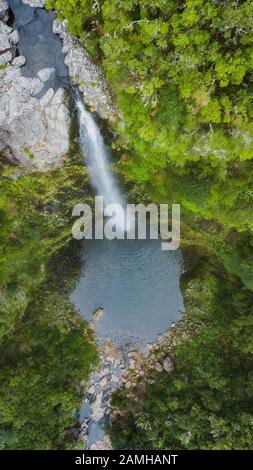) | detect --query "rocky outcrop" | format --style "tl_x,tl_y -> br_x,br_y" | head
52,19 -> 116,121
0,2 -> 70,169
